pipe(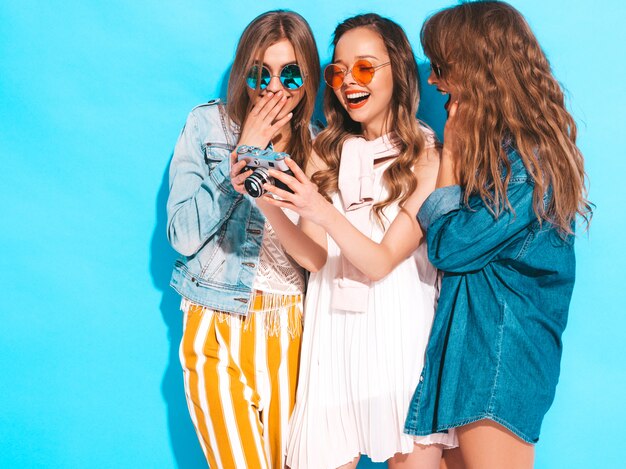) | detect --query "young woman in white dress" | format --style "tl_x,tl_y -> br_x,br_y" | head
246,13 -> 457,469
